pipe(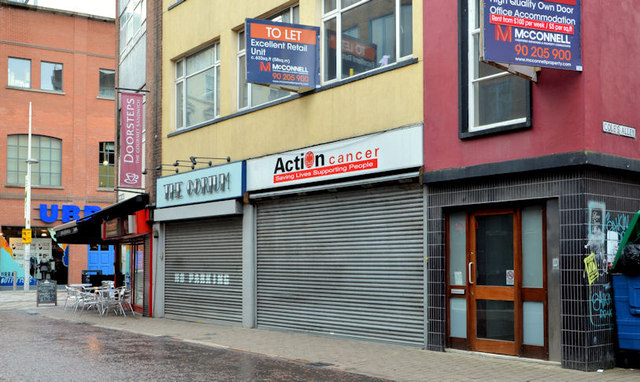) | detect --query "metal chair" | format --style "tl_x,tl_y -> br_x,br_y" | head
115,288 -> 135,317
78,290 -> 102,315
63,286 -> 82,311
